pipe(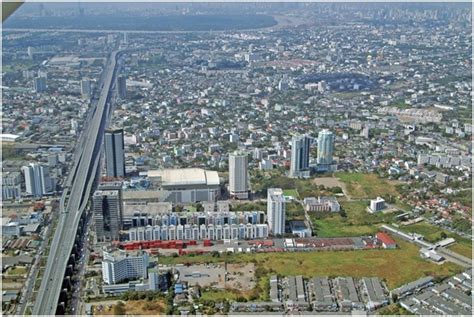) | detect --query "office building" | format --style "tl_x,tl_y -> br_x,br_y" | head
290,135 -> 311,178
102,249 -> 149,284
81,78 -> 91,97
117,75 -> 127,99
229,152 -> 249,199
303,196 -> 340,212
1,171 -> 22,201
21,163 -> 52,197
317,129 -> 335,165
93,190 -> 122,242
369,197 -> 386,213
104,128 -> 125,178
267,188 -> 286,235
33,76 -> 46,93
